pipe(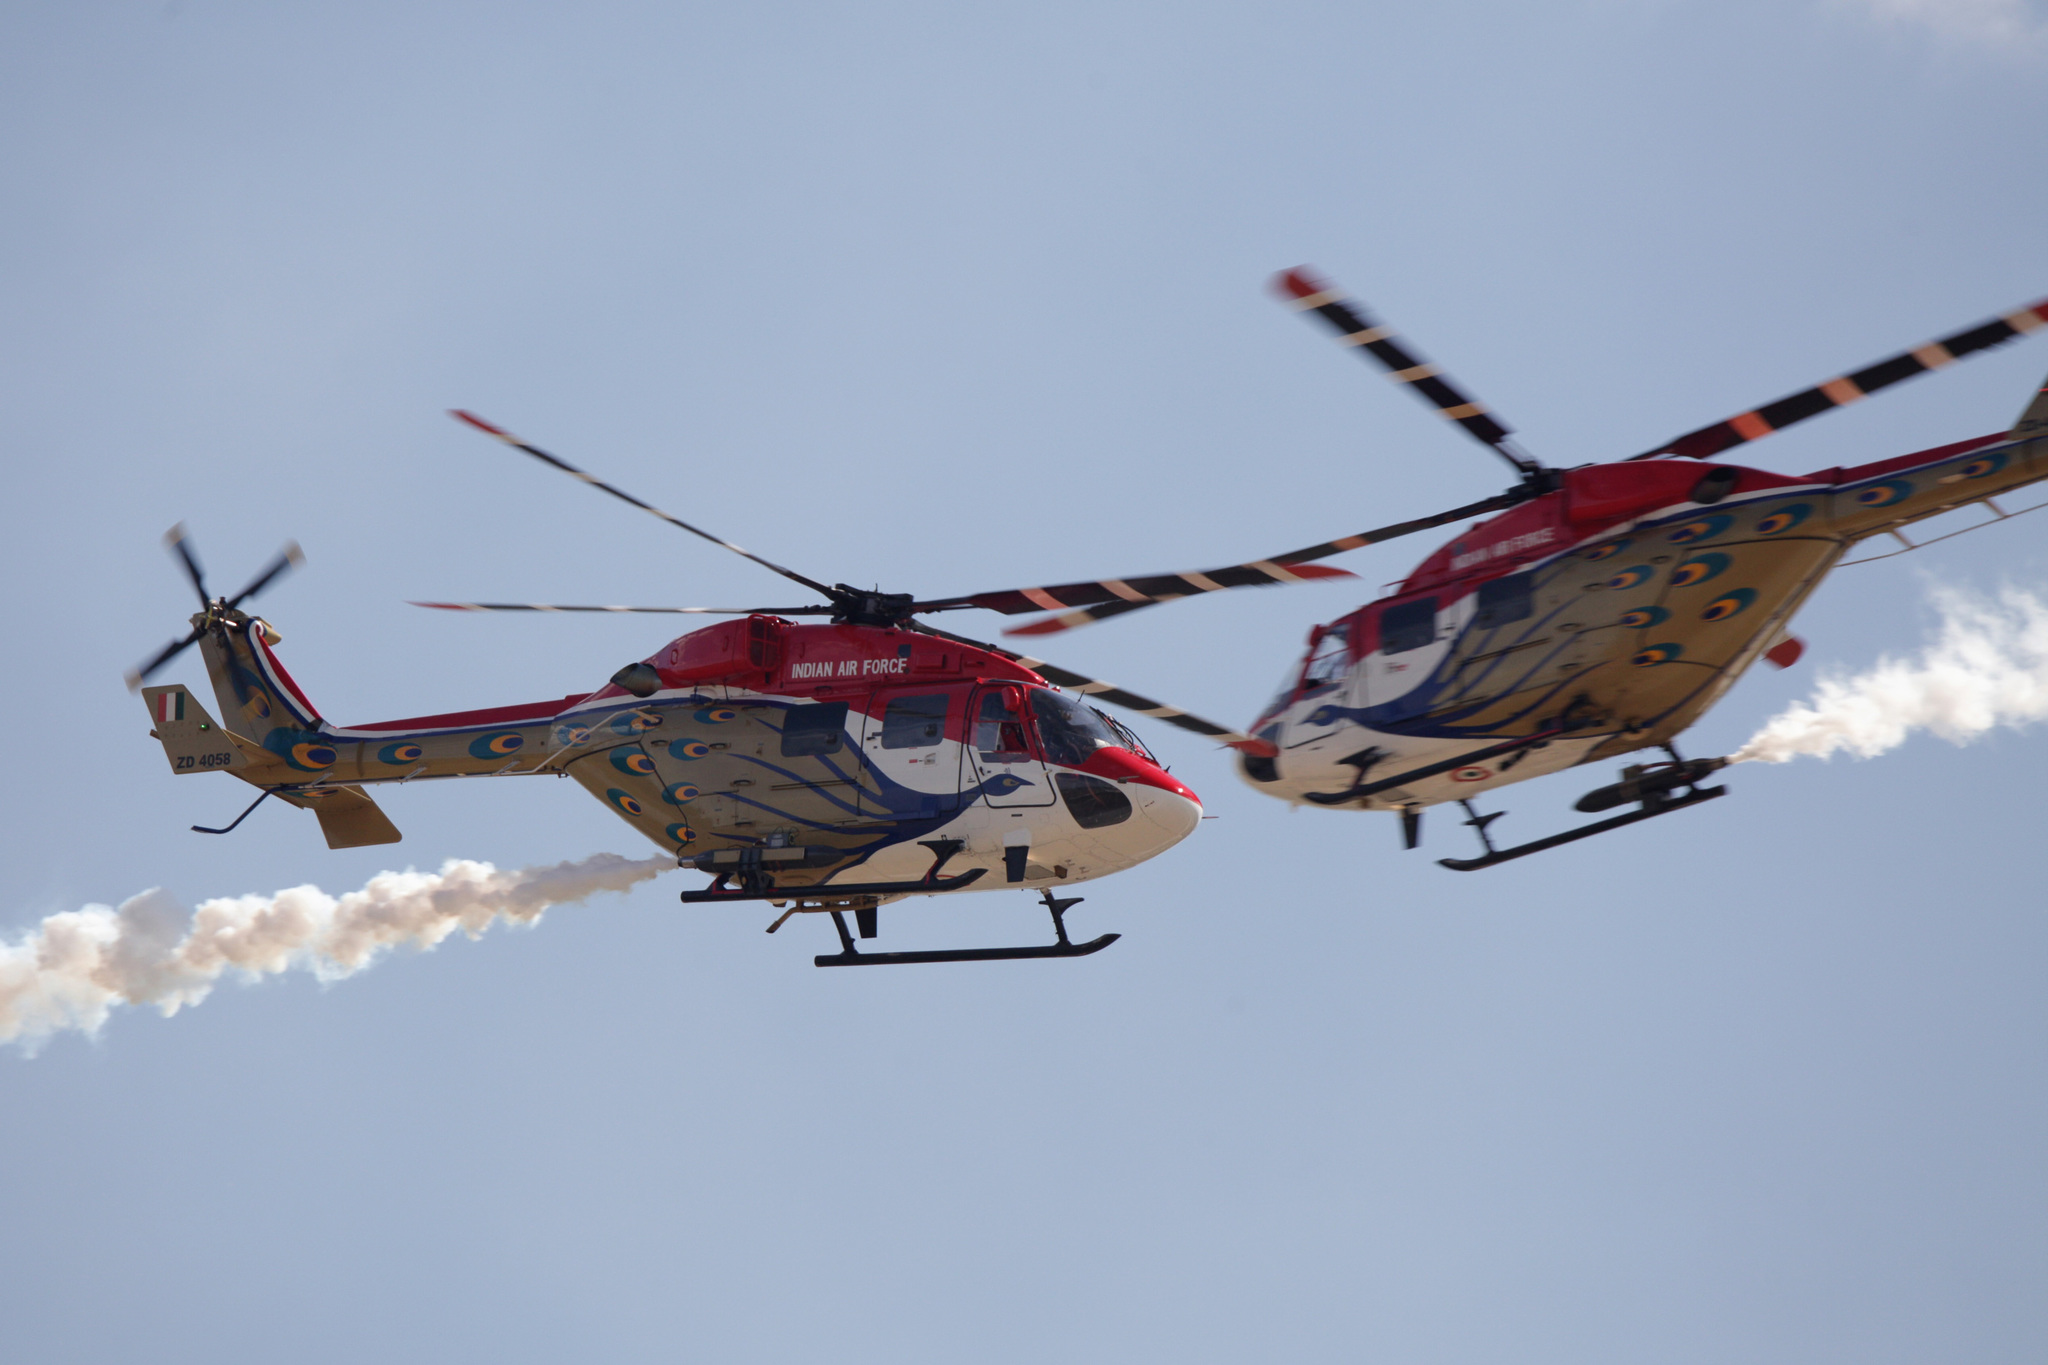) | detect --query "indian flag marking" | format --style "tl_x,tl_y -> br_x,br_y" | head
156,690 -> 185,723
